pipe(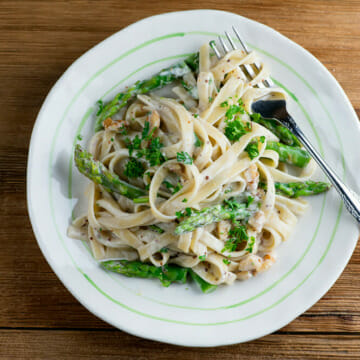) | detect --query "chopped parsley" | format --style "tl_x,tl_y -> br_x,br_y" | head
246,236 -> 256,253
246,195 -> 254,207
260,136 -> 266,144
125,121 -> 165,166
176,207 -> 193,219
96,99 -> 104,116
224,188 -> 233,194
142,120 -> 156,140
142,121 -> 150,138
224,118 -> 251,141
223,258 -> 231,265
125,135 -> 142,156
225,104 -> 245,120
182,198 -> 188,203
177,151 -> 193,165
194,133 -> 203,147
193,113 -> 199,118
220,100 -> 229,108
163,180 -> 182,194
208,96 -> 213,103
76,134 -> 83,141
224,198 -> 242,211
222,225 -> 249,253
245,141 -> 260,160
124,157 -> 144,178
144,137 -> 166,166
199,255 -> 206,261
118,125 -> 128,136
149,225 -> 165,234
160,247 -> 168,253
